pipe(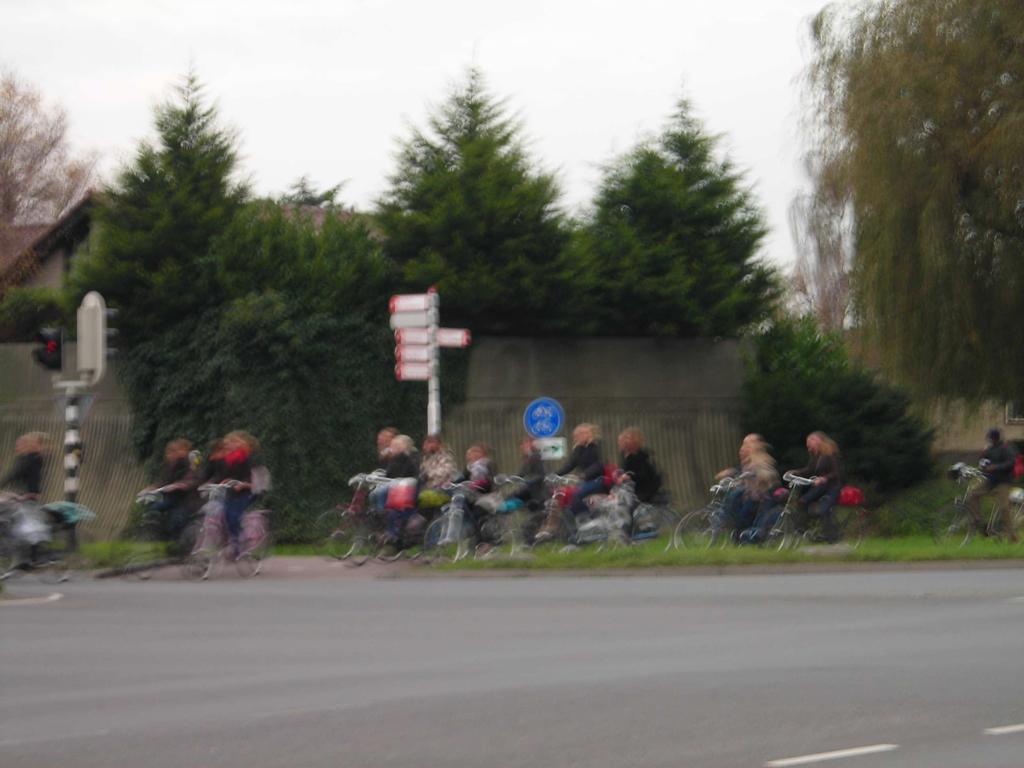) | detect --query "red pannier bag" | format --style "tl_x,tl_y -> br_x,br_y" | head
838,485 -> 865,506
385,478 -> 418,510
